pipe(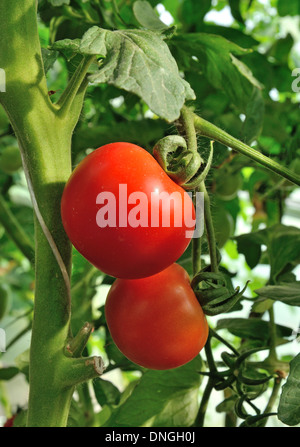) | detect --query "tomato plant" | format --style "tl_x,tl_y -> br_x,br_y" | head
105,263 -> 208,370
61,142 -> 195,279
0,0 -> 300,430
